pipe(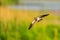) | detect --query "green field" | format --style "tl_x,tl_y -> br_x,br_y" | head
0,7 -> 60,40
